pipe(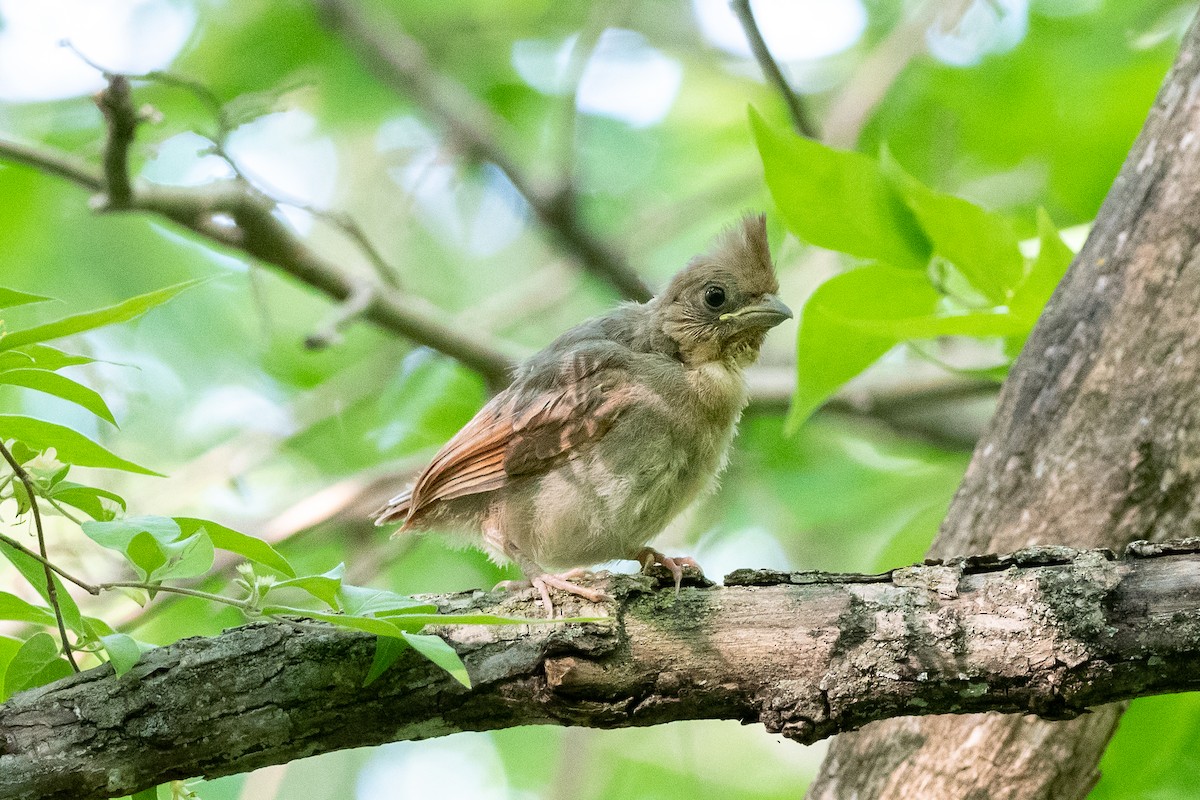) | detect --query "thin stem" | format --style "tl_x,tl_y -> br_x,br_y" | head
0,444 -> 81,671
0,531 -> 100,595
730,0 -> 820,139
304,282 -> 375,350
42,496 -> 84,525
98,581 -> 255,610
